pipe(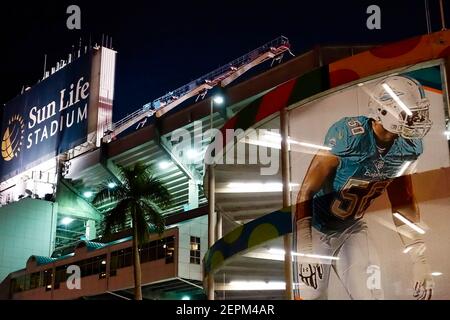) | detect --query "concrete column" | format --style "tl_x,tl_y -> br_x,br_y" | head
188,179 -> 199,211
207,274 -> 215,301
207,164 -> 216,300
85,220 -> 96,240
281,107 -> 294,300
439,0 -> 447,30
215,212 -> 222,241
